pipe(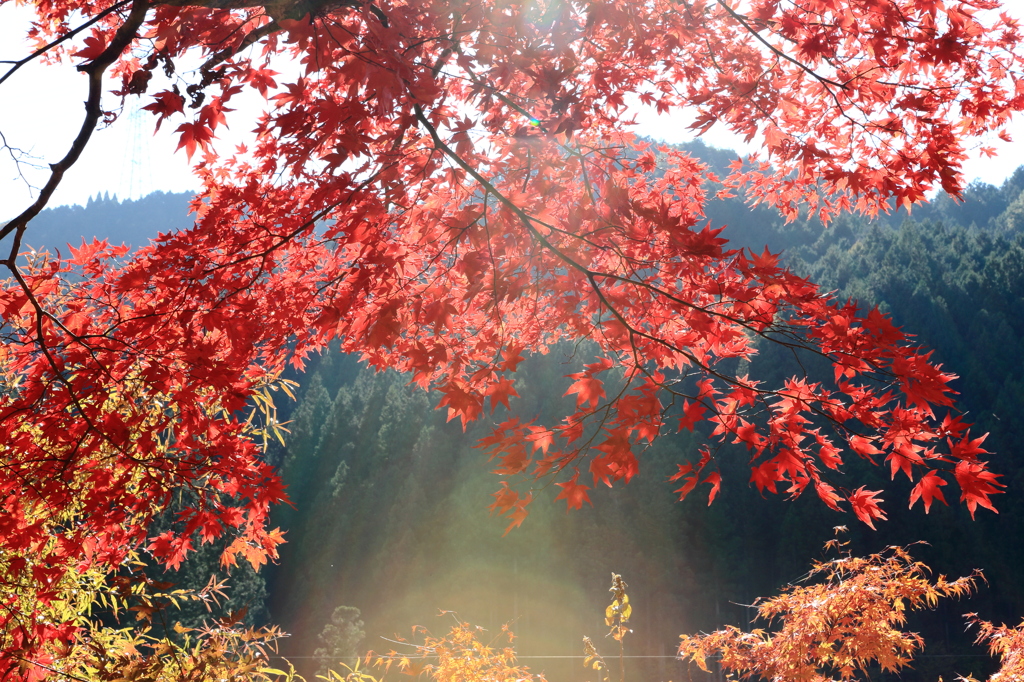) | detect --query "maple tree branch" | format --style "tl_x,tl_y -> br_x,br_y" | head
412,105 -> 746,392
0,0 -> 132,87
716,0 -> 846,90
530,209 -> 869,377
194,167 -> 391,279
198,16 -> 280,77
412,105 -> 862,412
416,106 -> 906,470
158,0 -> 387,27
